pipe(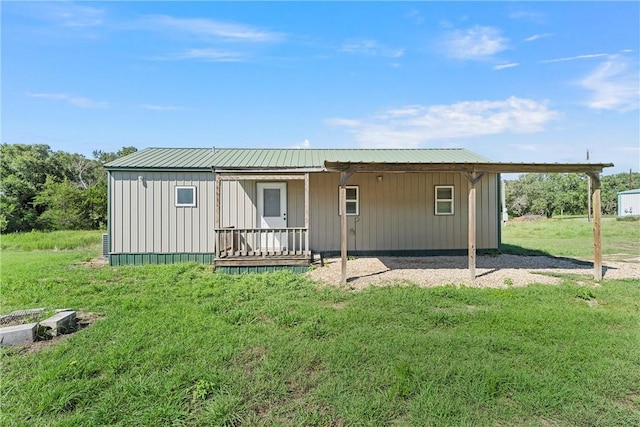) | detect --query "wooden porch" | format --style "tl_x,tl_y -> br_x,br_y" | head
213,227 -> 311,267
212,171 -> 312,269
